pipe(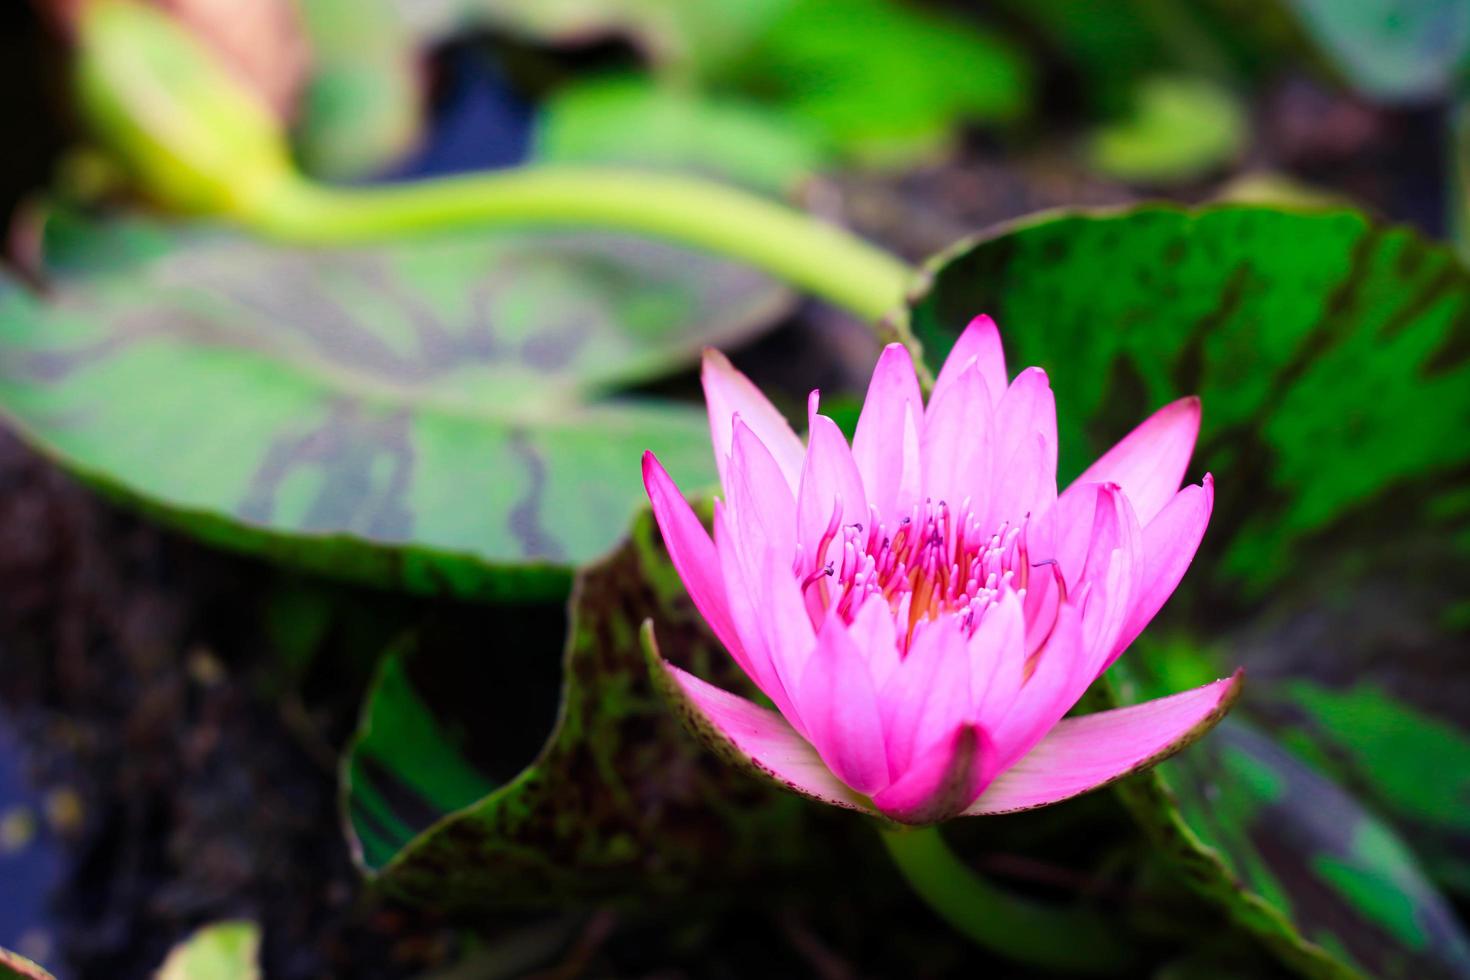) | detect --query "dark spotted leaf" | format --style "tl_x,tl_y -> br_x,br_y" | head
0,212 -> 790,598
1111,703 -> 1470,979
342,508 -> 809,908
905,204 -> 1470,977
904,205 -> 1470,614
1251,681 -> 1470,898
